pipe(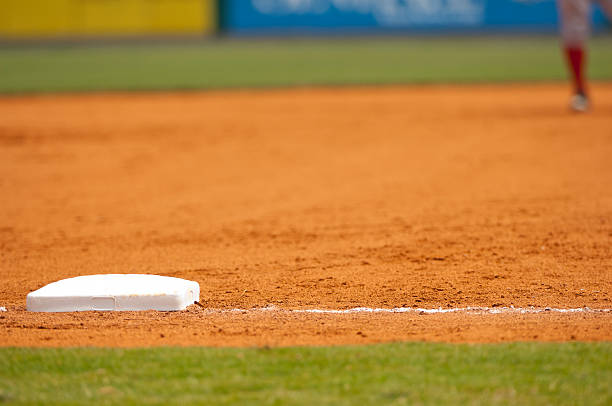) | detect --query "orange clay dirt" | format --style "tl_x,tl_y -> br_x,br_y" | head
0,83 -> 611,347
